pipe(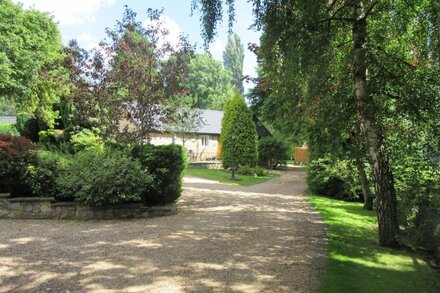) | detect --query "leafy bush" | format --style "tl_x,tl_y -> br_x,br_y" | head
70,128 -> 103,153
307,158 -> 362,201
131,144 -> 188,206
258,136 -> 289,169
0,123 -> 19,135
392,156 -> 440,258
237,165 -> 254,175
221,94 -> 258,169
237,165 -> 269,177
0,134 -> 36,196
26,150 -> 70,198
254,166 -> 269,177
57,148 -> 152,206
16,113 -> 48,142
